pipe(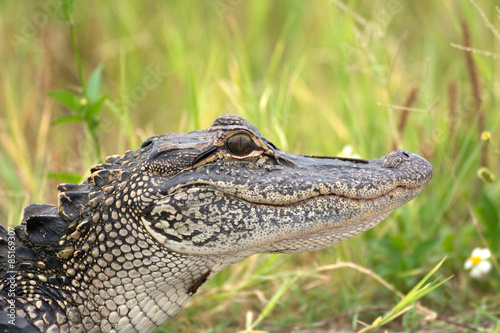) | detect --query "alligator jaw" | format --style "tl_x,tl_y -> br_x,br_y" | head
263,184 -> 427,254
